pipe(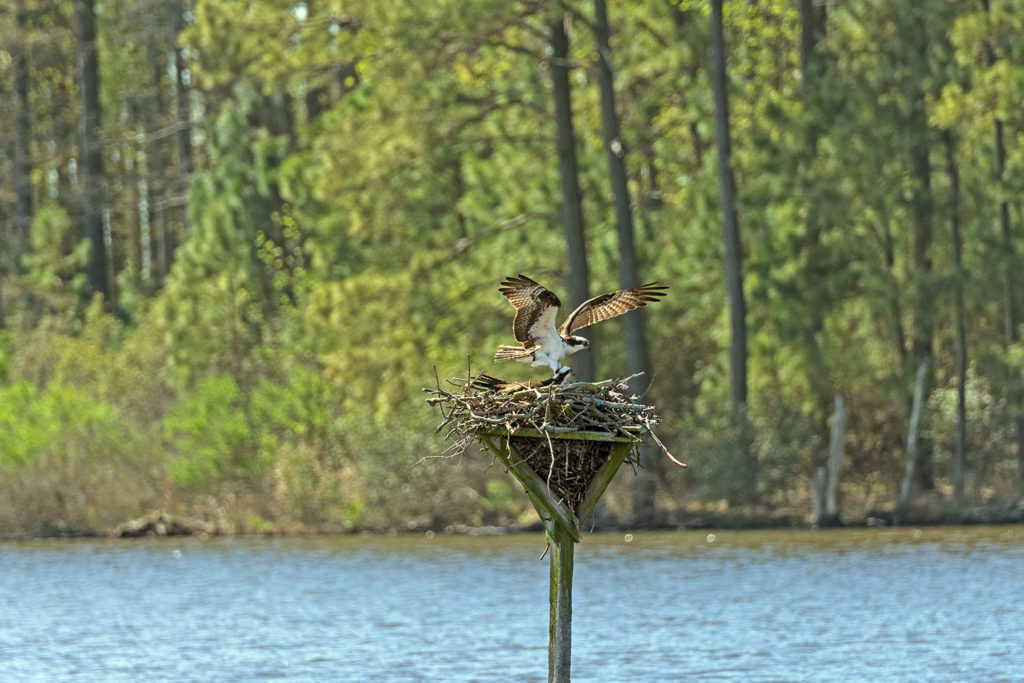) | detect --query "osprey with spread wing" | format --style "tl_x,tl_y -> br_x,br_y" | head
494,274 -> 668,374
